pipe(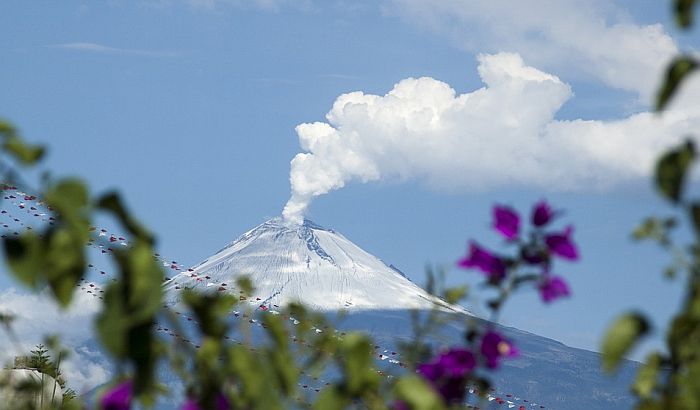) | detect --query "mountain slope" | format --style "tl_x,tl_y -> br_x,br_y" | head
164,218 -> 464,312
161,217 -> 636,409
